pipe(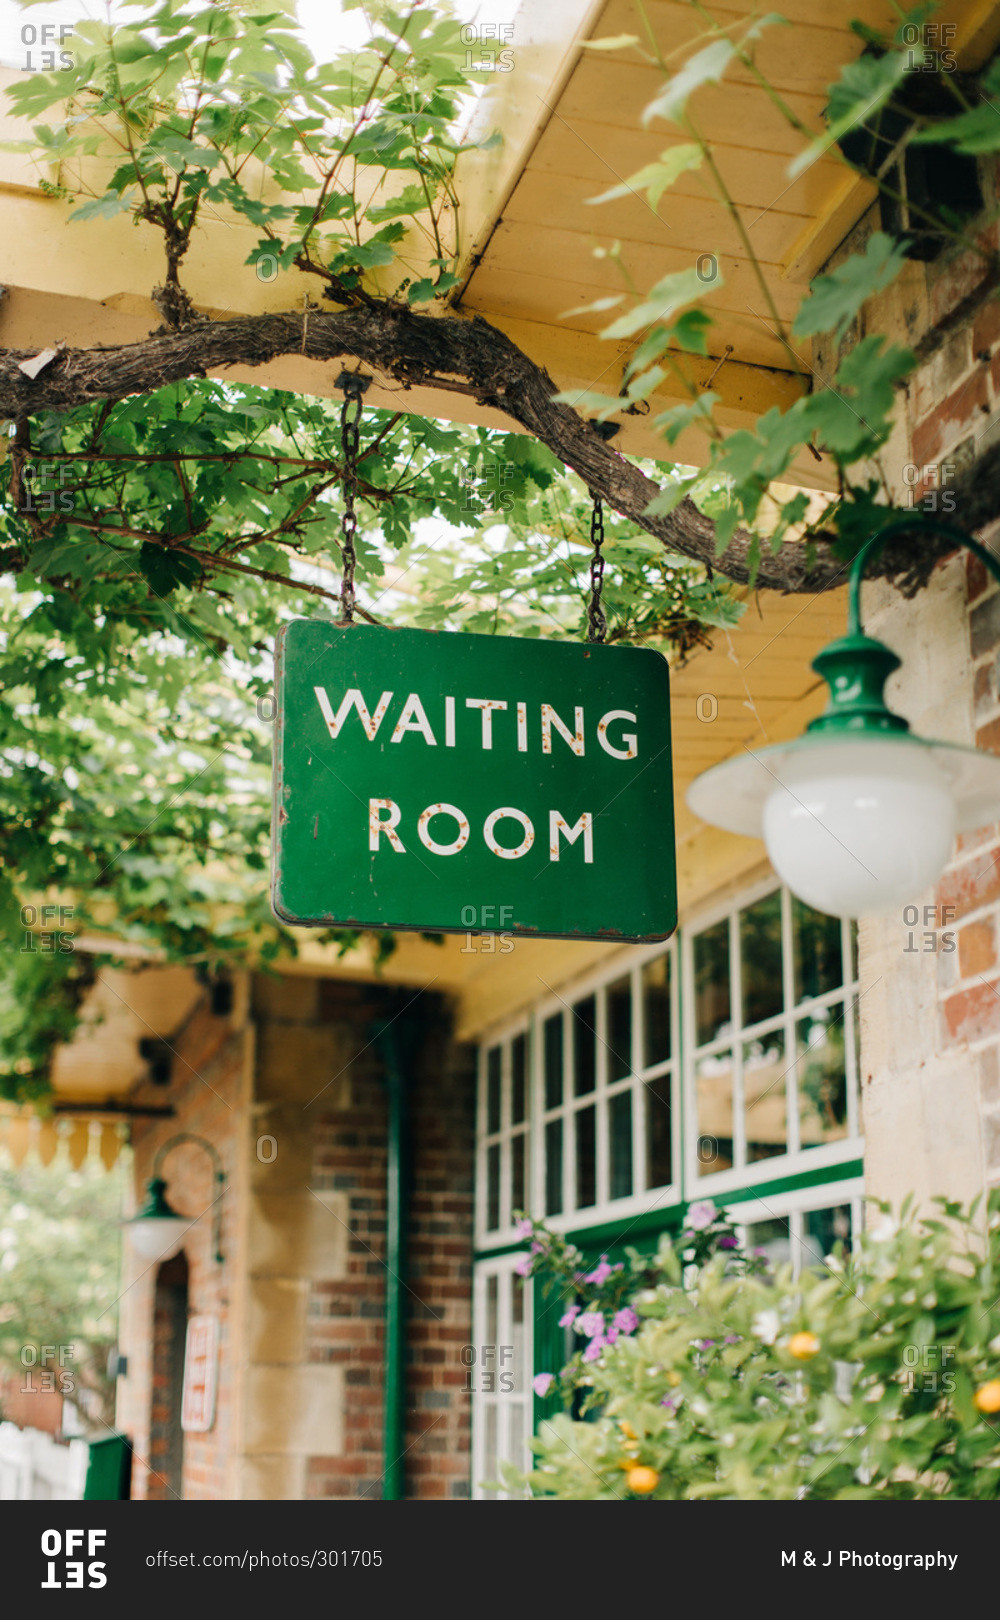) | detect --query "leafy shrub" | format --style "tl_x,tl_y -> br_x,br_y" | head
507,1195 -> 1000,1499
